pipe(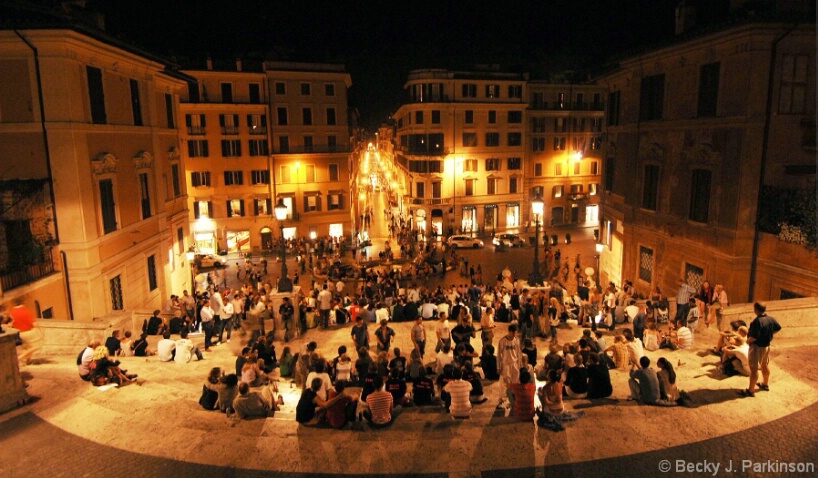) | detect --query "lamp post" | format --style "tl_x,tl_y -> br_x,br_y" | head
186,248 -> 196,293
595,242 -> 604,290
529,195 -> 544,286
274,199 -> 293,292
